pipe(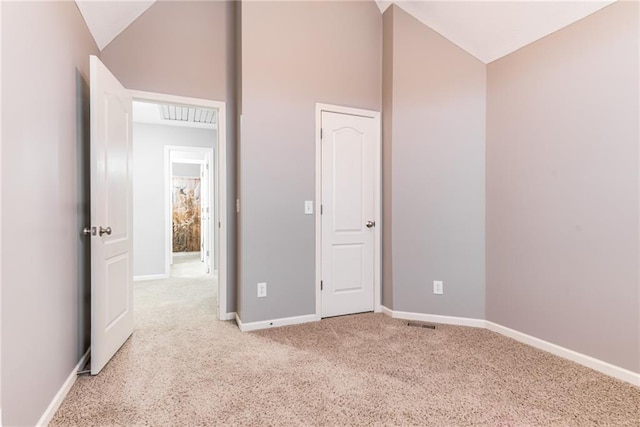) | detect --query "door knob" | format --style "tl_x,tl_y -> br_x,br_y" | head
83,227 -> 96,237
99,226 -> 112,236
366,221 -> 376,228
